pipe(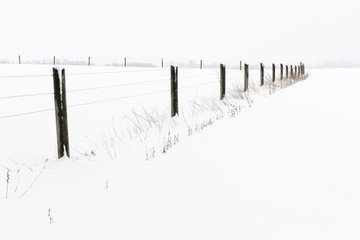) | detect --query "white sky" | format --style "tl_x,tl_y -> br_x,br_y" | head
1,0 -> 359,66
